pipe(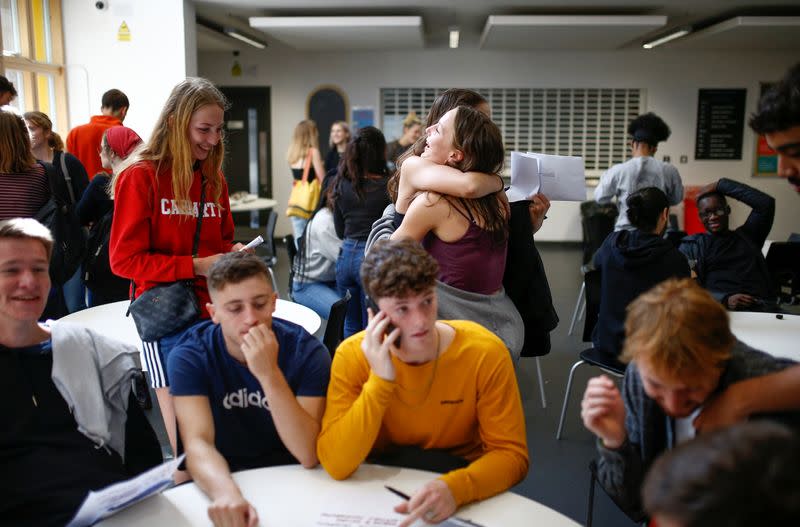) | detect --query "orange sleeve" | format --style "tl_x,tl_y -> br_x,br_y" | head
439,336 -> 530,505
317,336 -> 397,480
